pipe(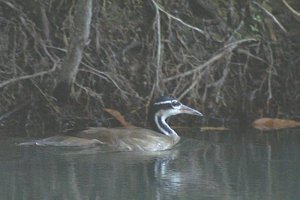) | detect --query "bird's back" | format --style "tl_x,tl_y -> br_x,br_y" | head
20,127 -> 180,151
